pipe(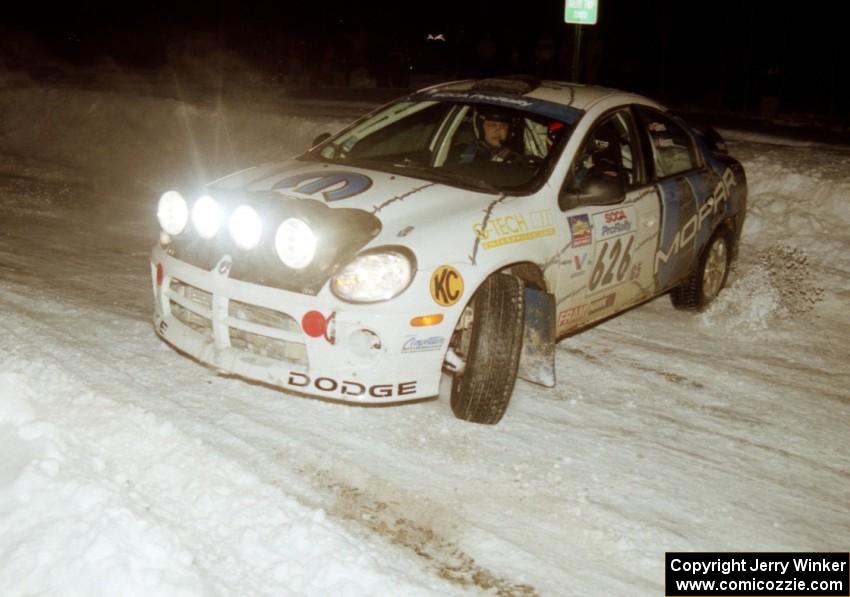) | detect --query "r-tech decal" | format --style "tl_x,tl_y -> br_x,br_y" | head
472,209 -> 555,250
272,171 -> 373,202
